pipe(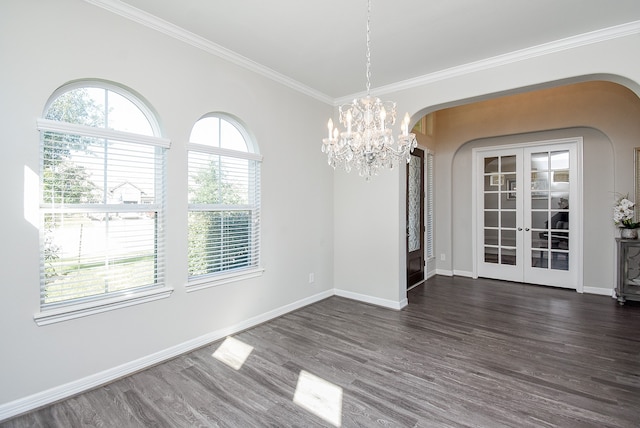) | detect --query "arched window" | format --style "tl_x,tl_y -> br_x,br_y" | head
36,81 -> 171,324
187,114 -> 262,289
